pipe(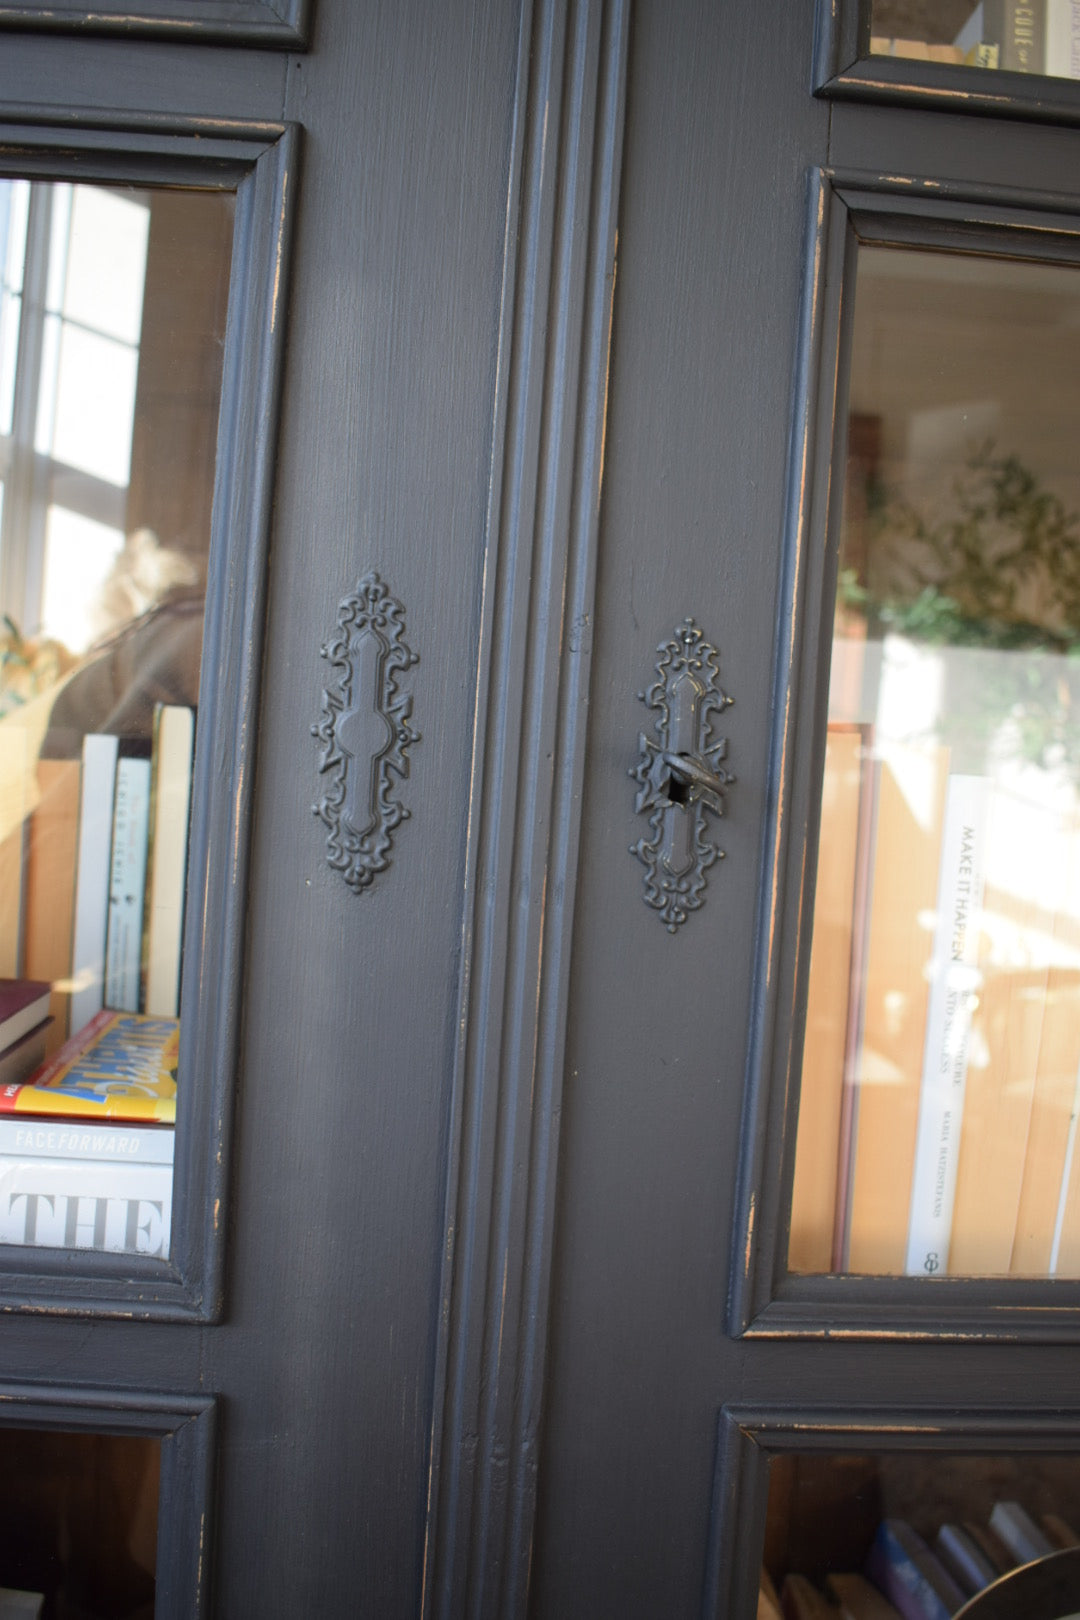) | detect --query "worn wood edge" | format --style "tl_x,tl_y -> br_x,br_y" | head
0,0 -> 309,47
423,2 -> 628,1616
180,119 -> 300,1321
820,55 -> 1080,127
812,0 -> 860,92
0,106 -> 287,140
748,1276 -> 1080,1344
726,170 -> 845,1340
